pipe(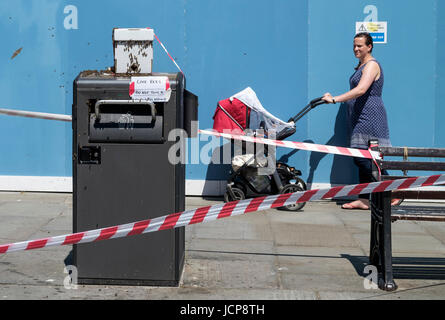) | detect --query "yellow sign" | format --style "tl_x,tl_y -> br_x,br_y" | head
355,21 -> 387,44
